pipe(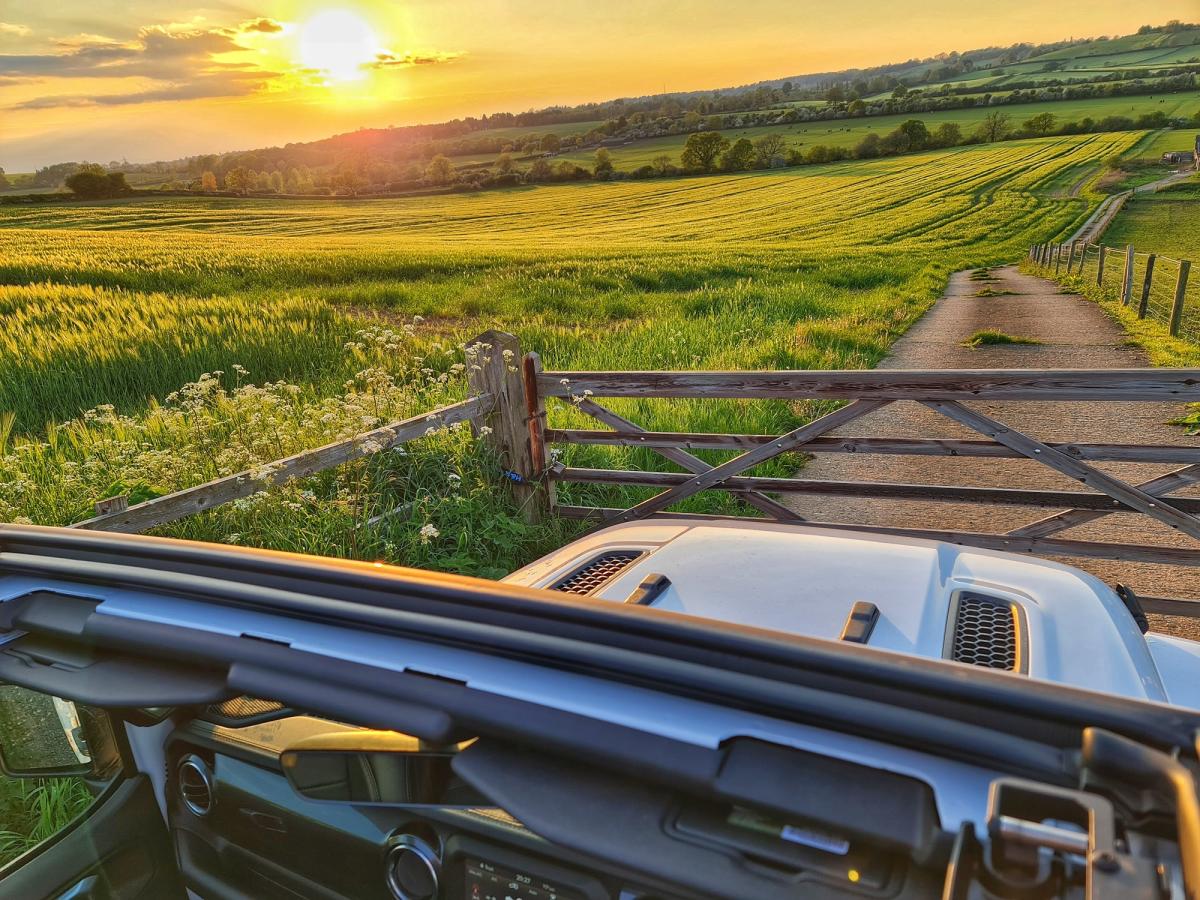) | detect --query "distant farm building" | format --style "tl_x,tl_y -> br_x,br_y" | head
1162,150 -> 1195,164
